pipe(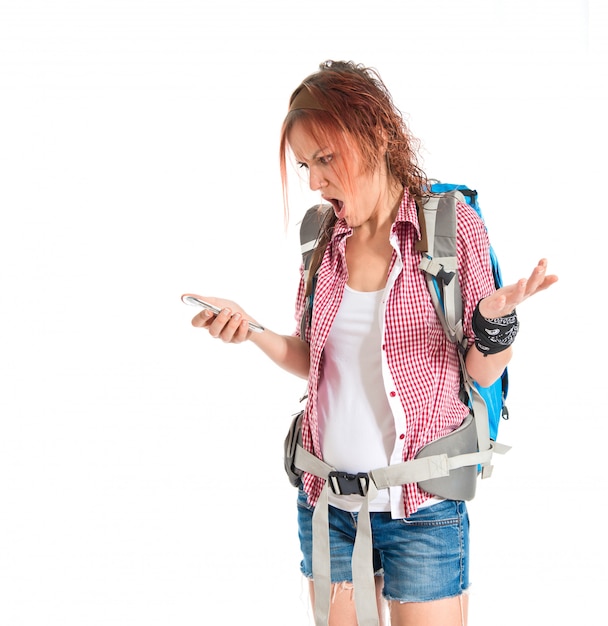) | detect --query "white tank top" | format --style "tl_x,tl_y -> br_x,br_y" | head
317,285 -> 395,512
